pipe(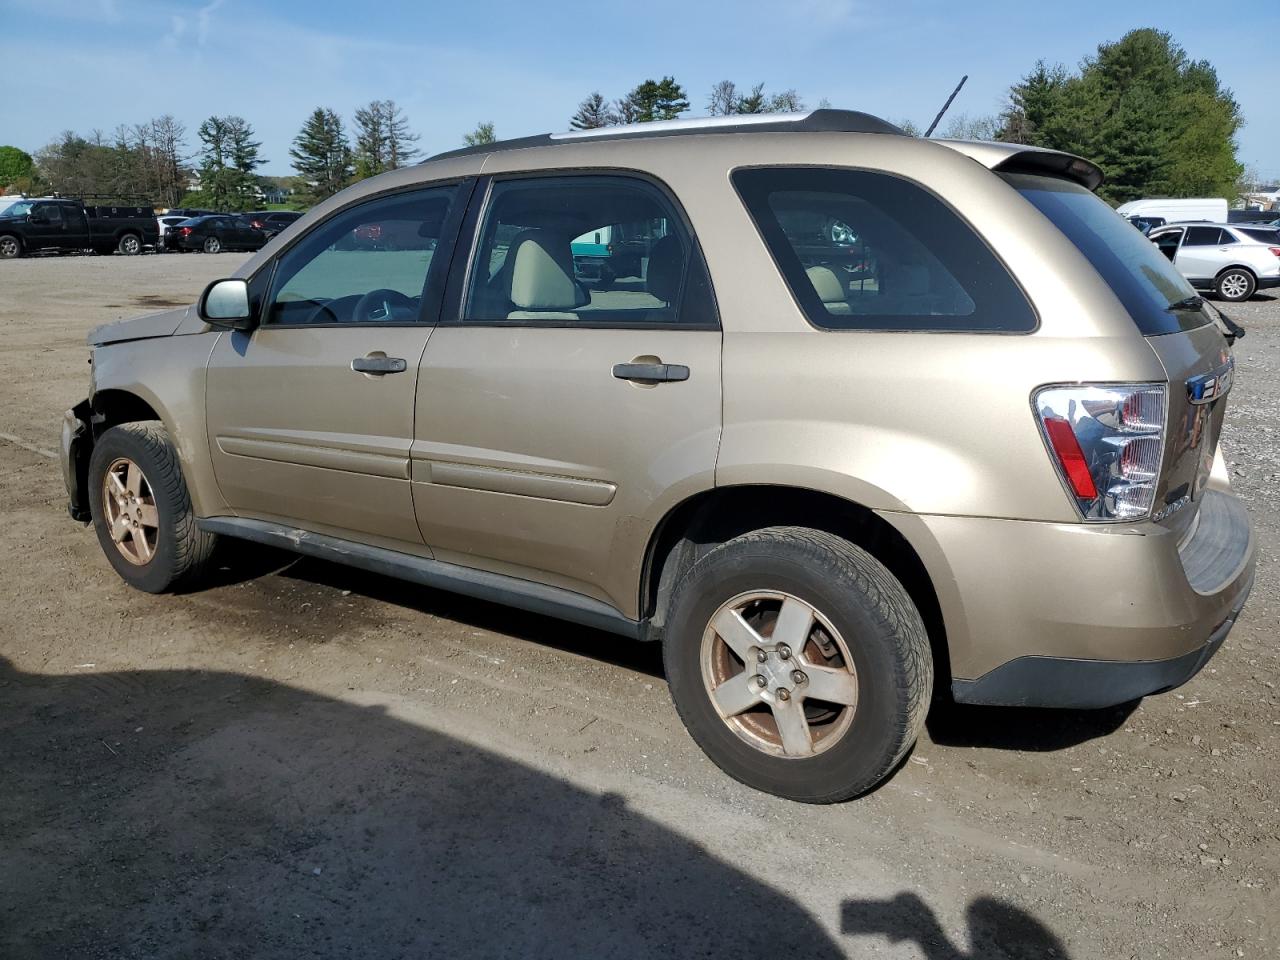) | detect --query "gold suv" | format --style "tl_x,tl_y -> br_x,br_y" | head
60,111 -> 1255,802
